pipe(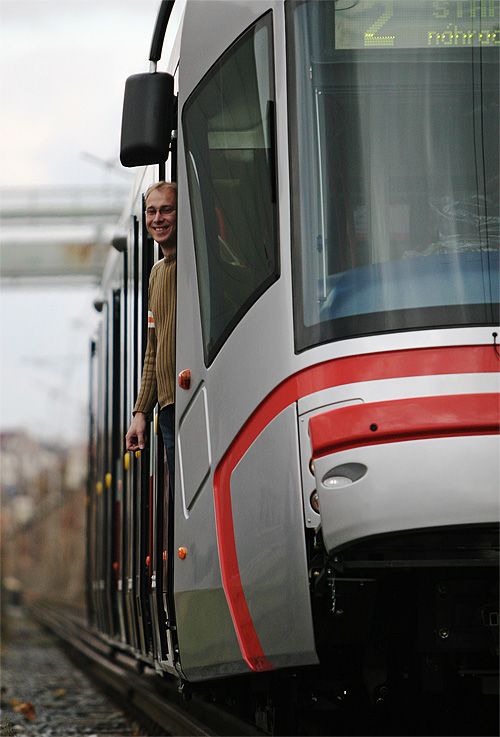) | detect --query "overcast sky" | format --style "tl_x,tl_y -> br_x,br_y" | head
0,0 -> 160,444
